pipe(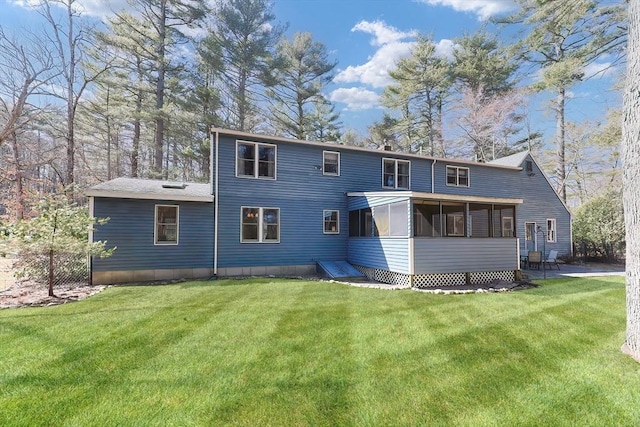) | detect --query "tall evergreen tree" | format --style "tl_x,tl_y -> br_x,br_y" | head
498,0 -> 626,201
266,32 -> 337,140
206,0 -> 284,131
382,35 -> 451,155
112,0 -> 207,178
450,32 -> 521,161
93,11 -> 160,179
